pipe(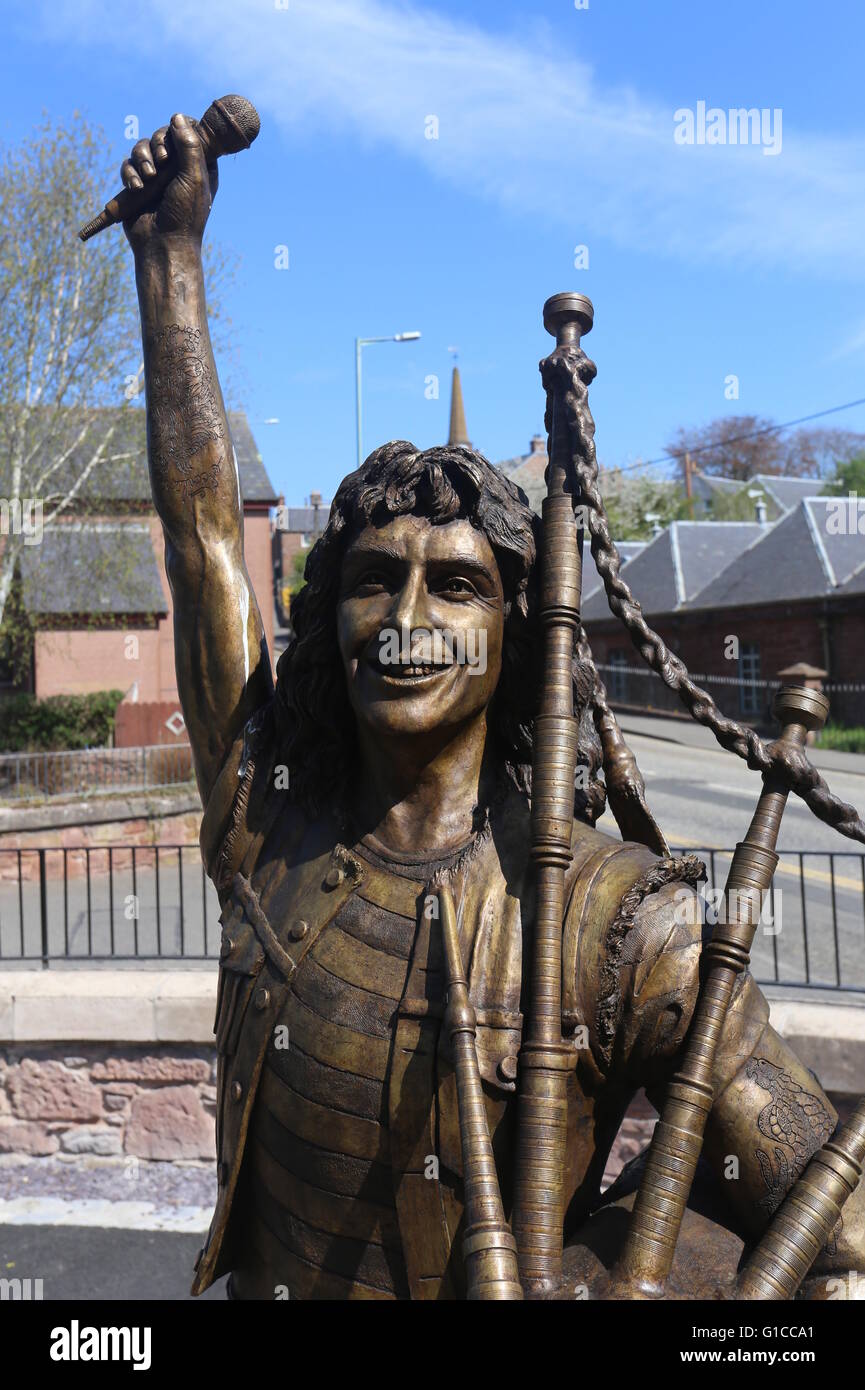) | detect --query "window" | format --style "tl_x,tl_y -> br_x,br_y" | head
608,649 -> 628,703
738,643 -> 761,716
